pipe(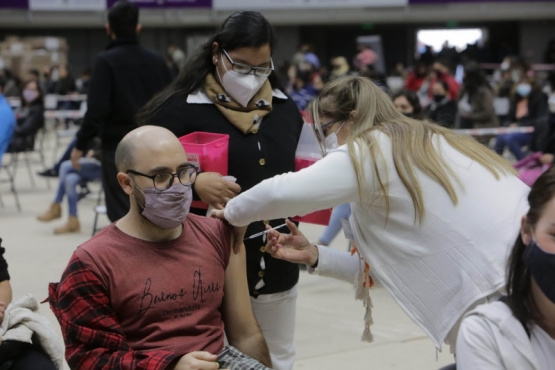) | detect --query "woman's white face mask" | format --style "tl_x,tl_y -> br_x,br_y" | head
216,52 -> 270,107
315,118 -> 346,156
